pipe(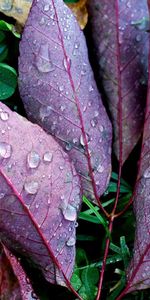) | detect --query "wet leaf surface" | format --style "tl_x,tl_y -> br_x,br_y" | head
19,0 -> 112,203
87,0 -> 149,163
0,243 -> 37,299
0,101 -> 81,287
